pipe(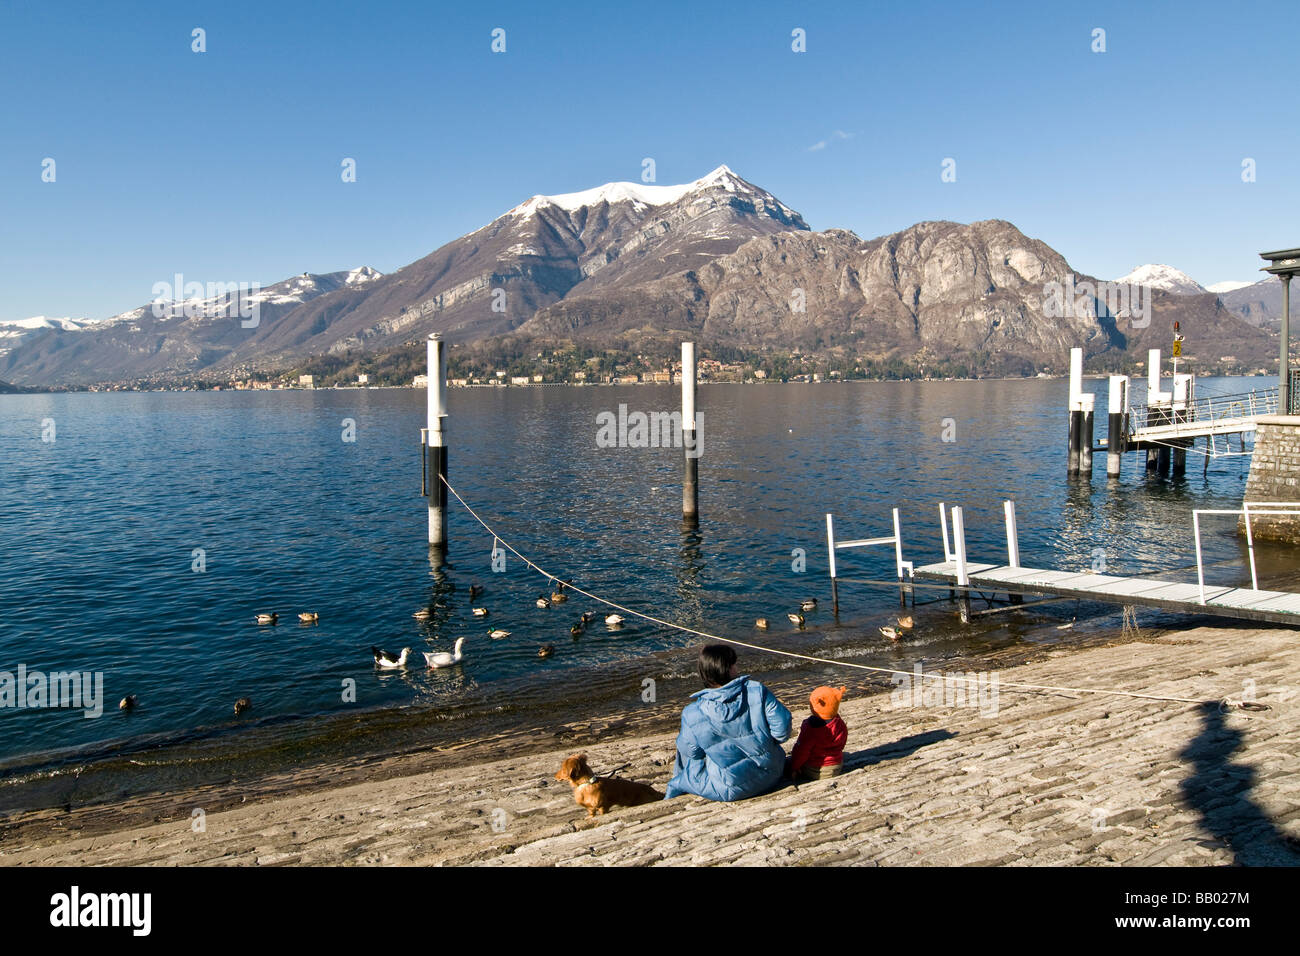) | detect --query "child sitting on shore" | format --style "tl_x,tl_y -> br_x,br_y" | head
788,685 -> 848,781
